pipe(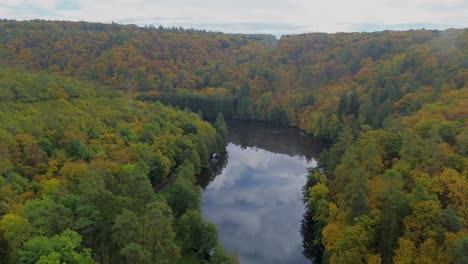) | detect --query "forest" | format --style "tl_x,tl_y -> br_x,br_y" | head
0,66 -> 235,263
0,19 -> 467,263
